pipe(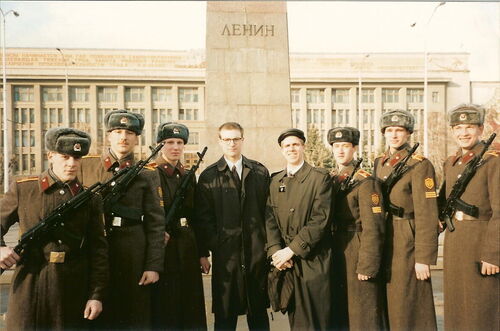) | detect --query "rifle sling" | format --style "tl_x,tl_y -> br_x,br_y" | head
455,198 -> 479,218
